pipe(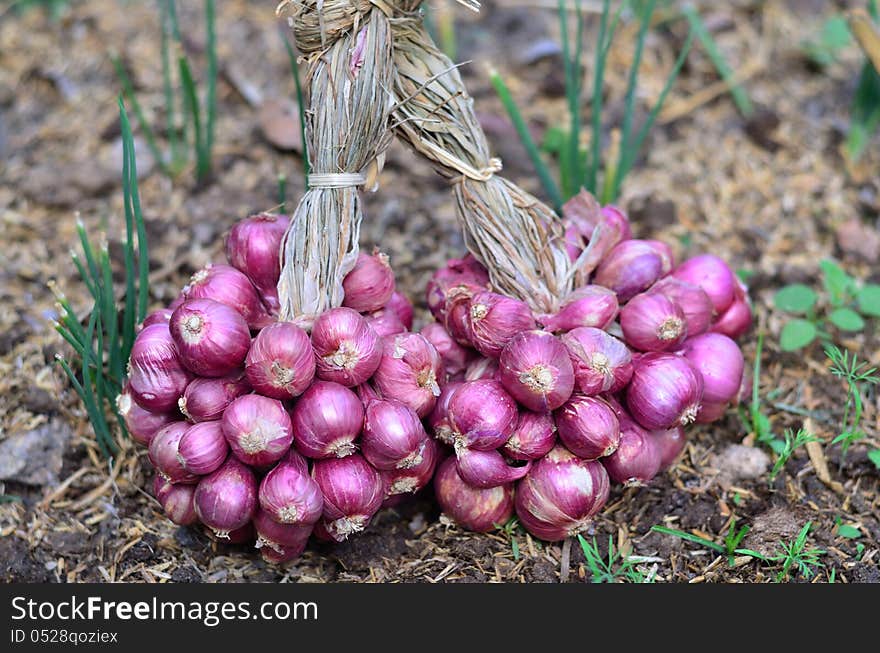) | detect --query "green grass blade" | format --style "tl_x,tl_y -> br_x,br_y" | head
179,56 -> 207,180
559,0 -> 583,197
160,0 -> 179,166
81,309 -> 116,457
119,100 -> 138,358
127,124 -> 150,326
651,526 -> 726,553
616,29 -> 694,194
57,356 -> 111,460
615,0 -> 656,200
283,35 -> 310,186
112,56 -> 167,175
490,69 -> 564,213
204,0 -> 217,168
54,322 -> 87,359
587,0 -> 612,194
99,245 -> 122,384
76,219 -> 101,291
682,5 -> 753,118
70,251 -> 97,301
277,173 -> 287,213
